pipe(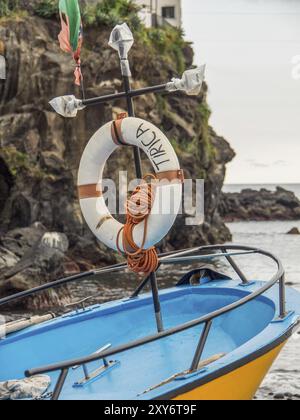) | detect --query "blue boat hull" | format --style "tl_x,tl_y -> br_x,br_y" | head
0,279 -> 299,400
